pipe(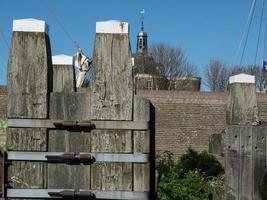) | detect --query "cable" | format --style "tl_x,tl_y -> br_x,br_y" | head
239,0 -> 257,66
254,0 -> 265,65
41,0 -> 82,51
235,0 -> 257,66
